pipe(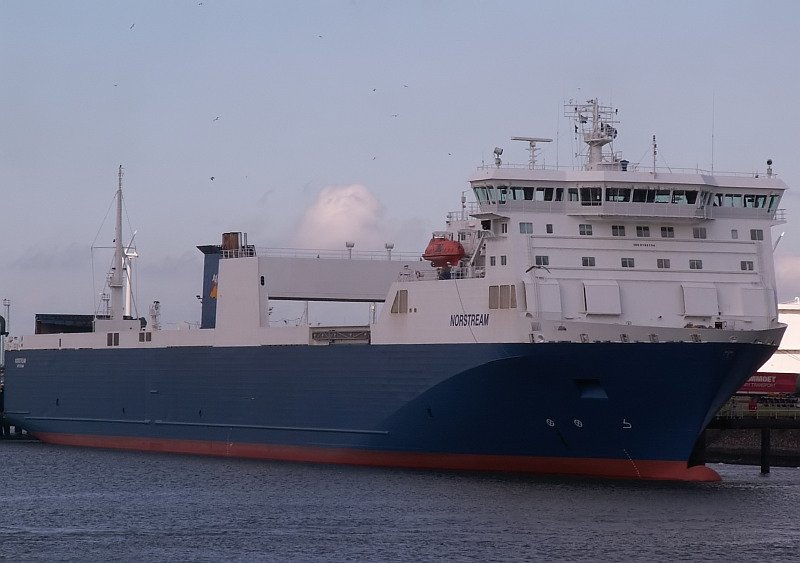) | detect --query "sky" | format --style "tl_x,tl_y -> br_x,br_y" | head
2,0 -> 800,335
